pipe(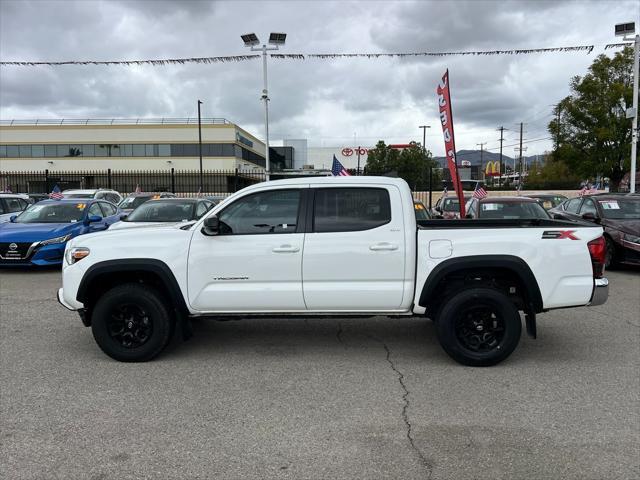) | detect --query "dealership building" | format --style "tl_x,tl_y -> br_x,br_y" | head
0,118 -> 270,171
0,118 -> 384,174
